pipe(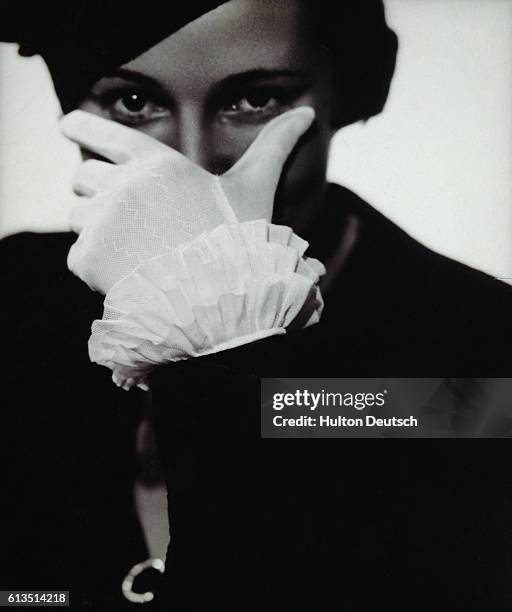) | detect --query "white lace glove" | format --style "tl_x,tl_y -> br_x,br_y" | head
60,108 -> 325,390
